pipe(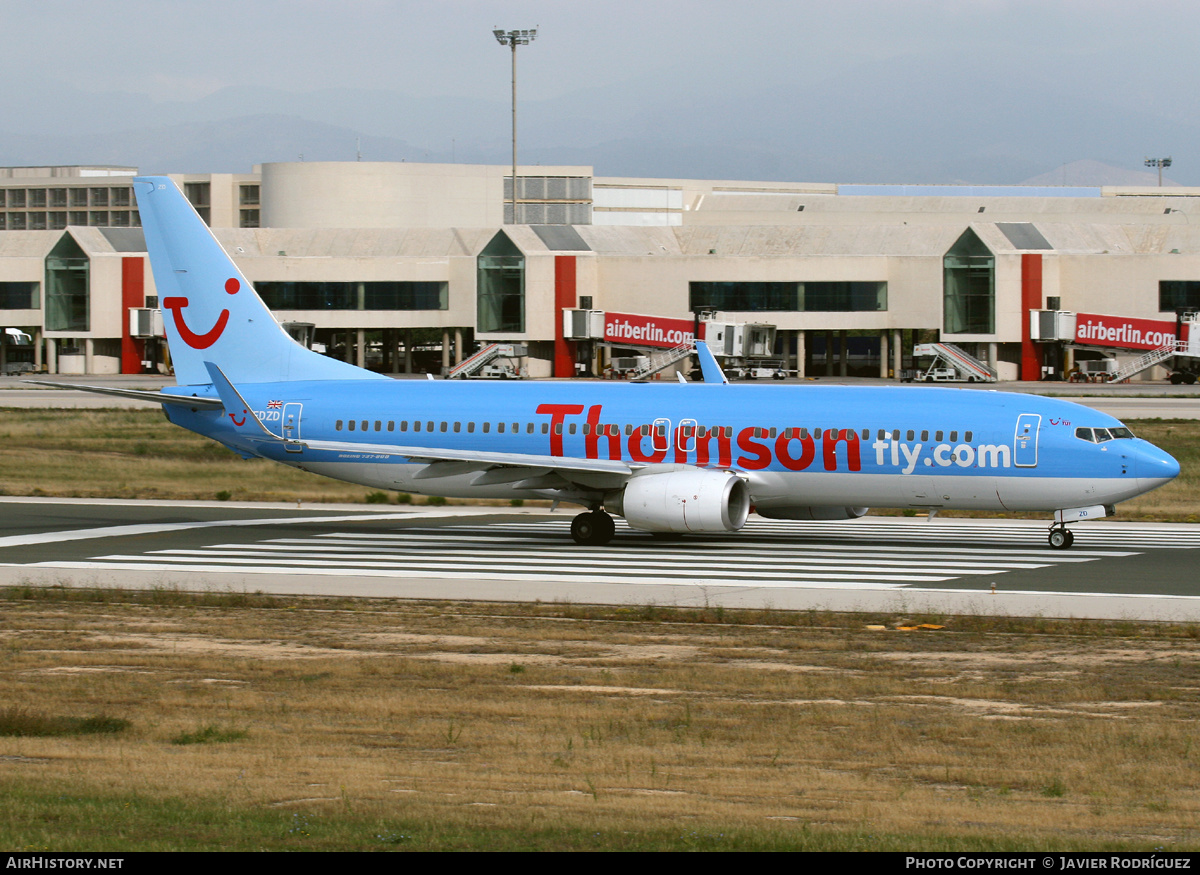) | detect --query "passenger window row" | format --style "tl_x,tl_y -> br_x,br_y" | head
331,420 -> 974,443
334,419 -> 546,434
